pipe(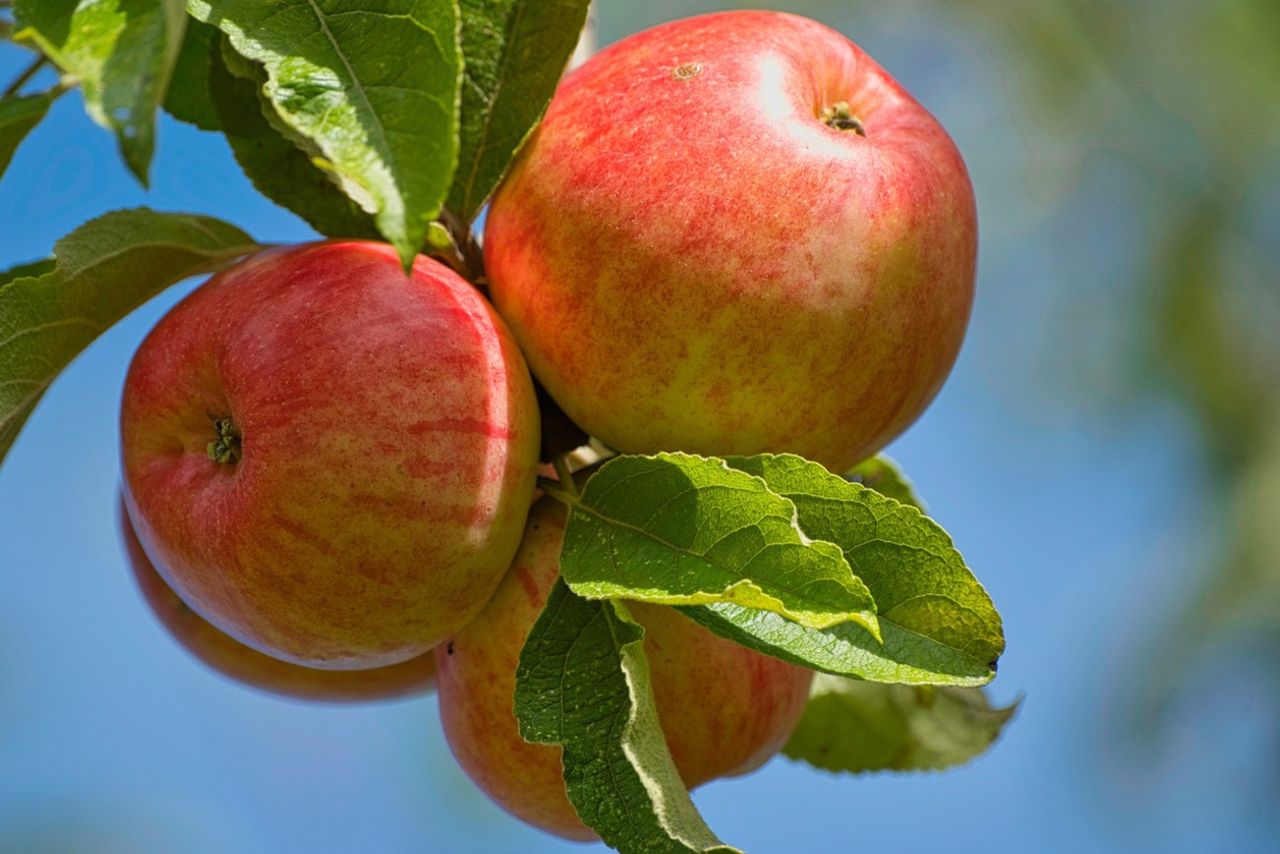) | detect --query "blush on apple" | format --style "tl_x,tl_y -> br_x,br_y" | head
120,242 -> 540,670
485,10 -> 976,472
